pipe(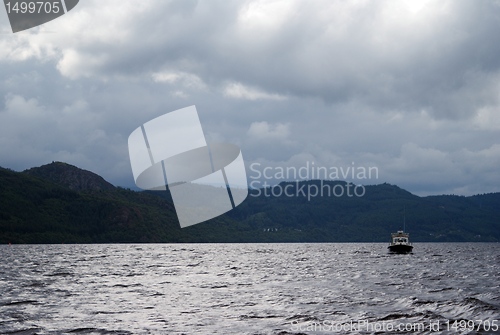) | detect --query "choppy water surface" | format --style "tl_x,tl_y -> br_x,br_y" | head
0,243 -> 498,335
